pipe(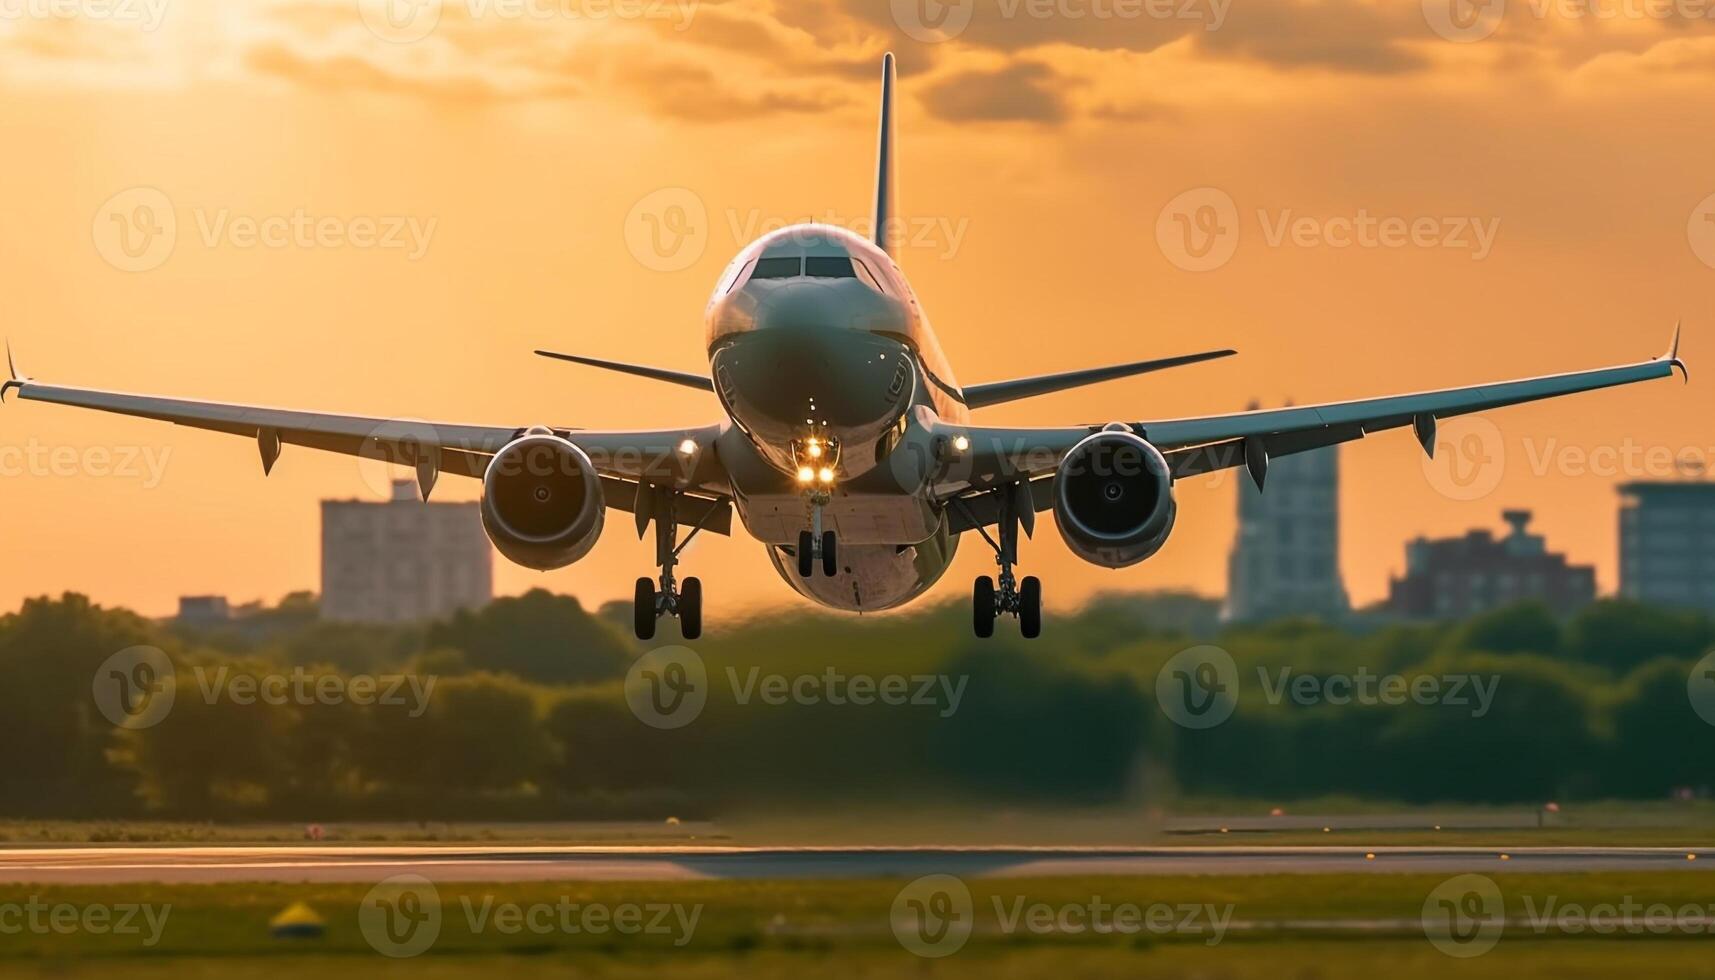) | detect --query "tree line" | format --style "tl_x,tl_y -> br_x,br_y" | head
0,590 -> 1709,819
